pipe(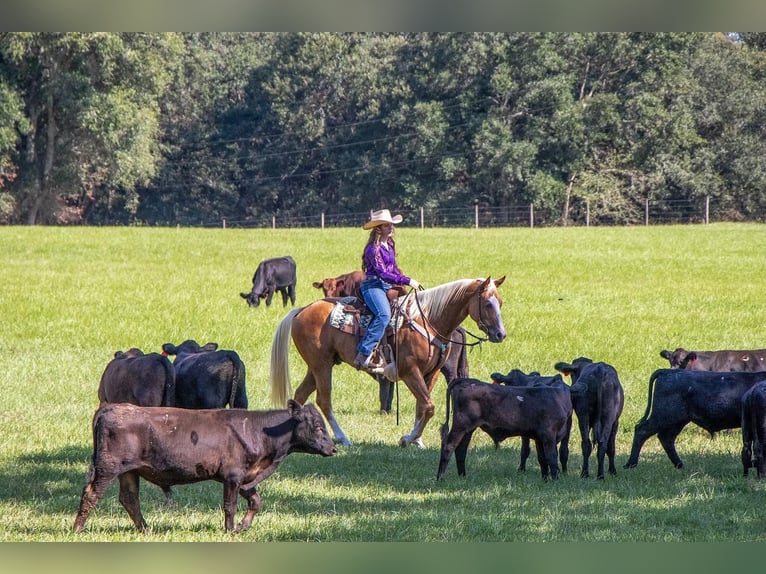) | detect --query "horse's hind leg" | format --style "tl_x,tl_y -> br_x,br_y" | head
296,367 -> 351,446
